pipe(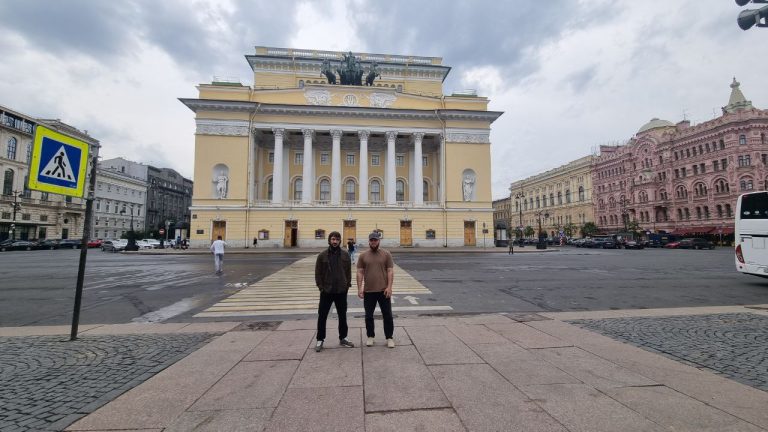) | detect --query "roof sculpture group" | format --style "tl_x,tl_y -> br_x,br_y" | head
321,51 -> 380,86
